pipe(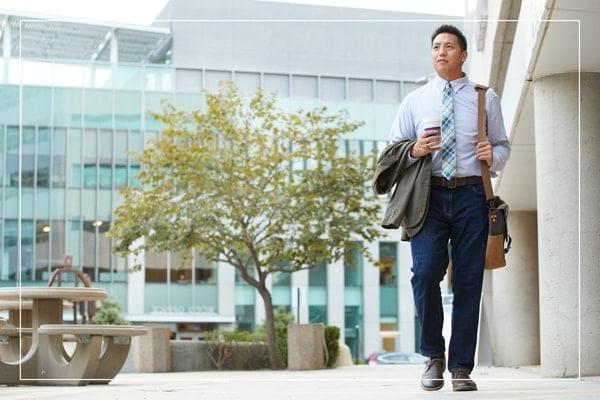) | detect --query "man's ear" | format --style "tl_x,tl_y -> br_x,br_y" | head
462,50 -> 468,63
